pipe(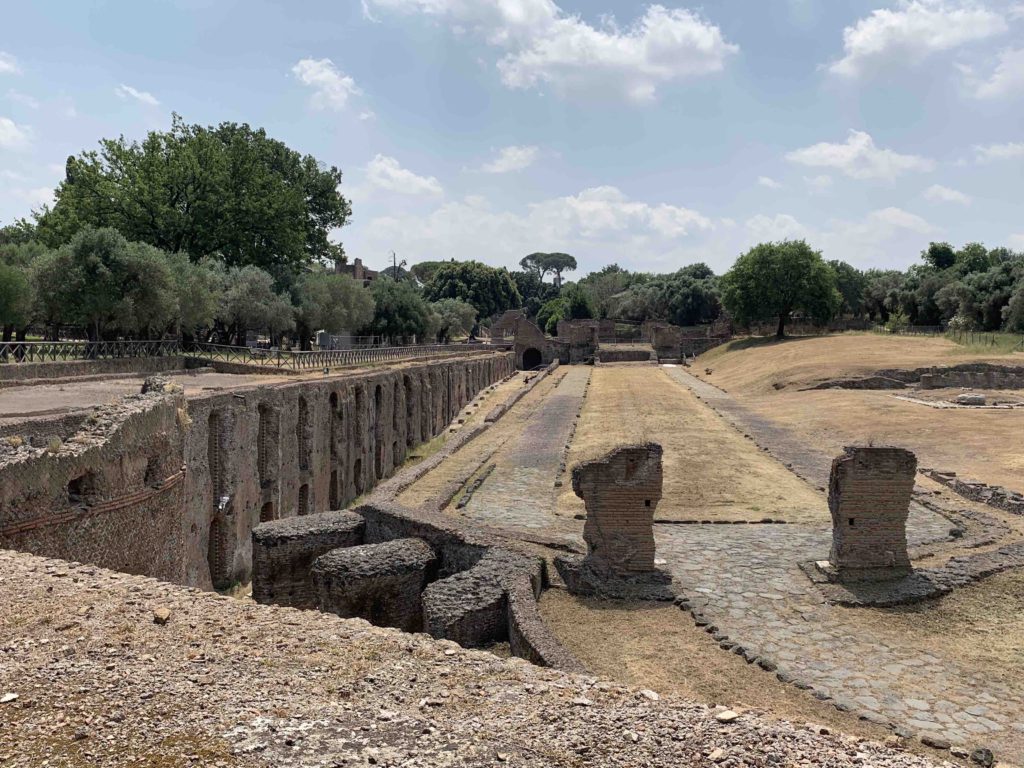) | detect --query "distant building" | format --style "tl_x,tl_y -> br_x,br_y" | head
335,257 -> 379,287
